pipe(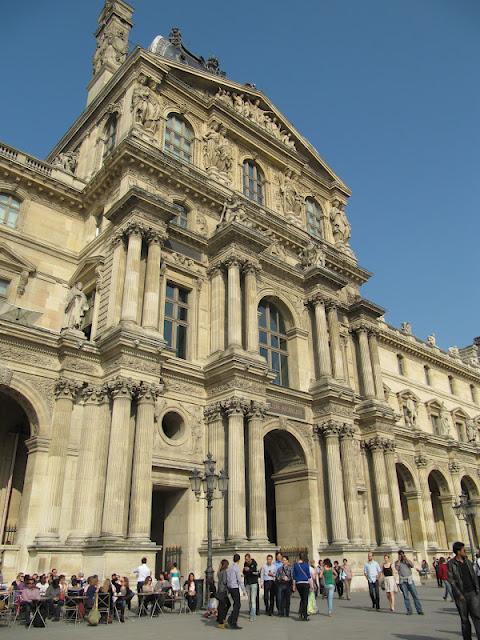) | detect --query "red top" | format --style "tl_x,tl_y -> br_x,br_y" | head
438,563 -> 448,580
